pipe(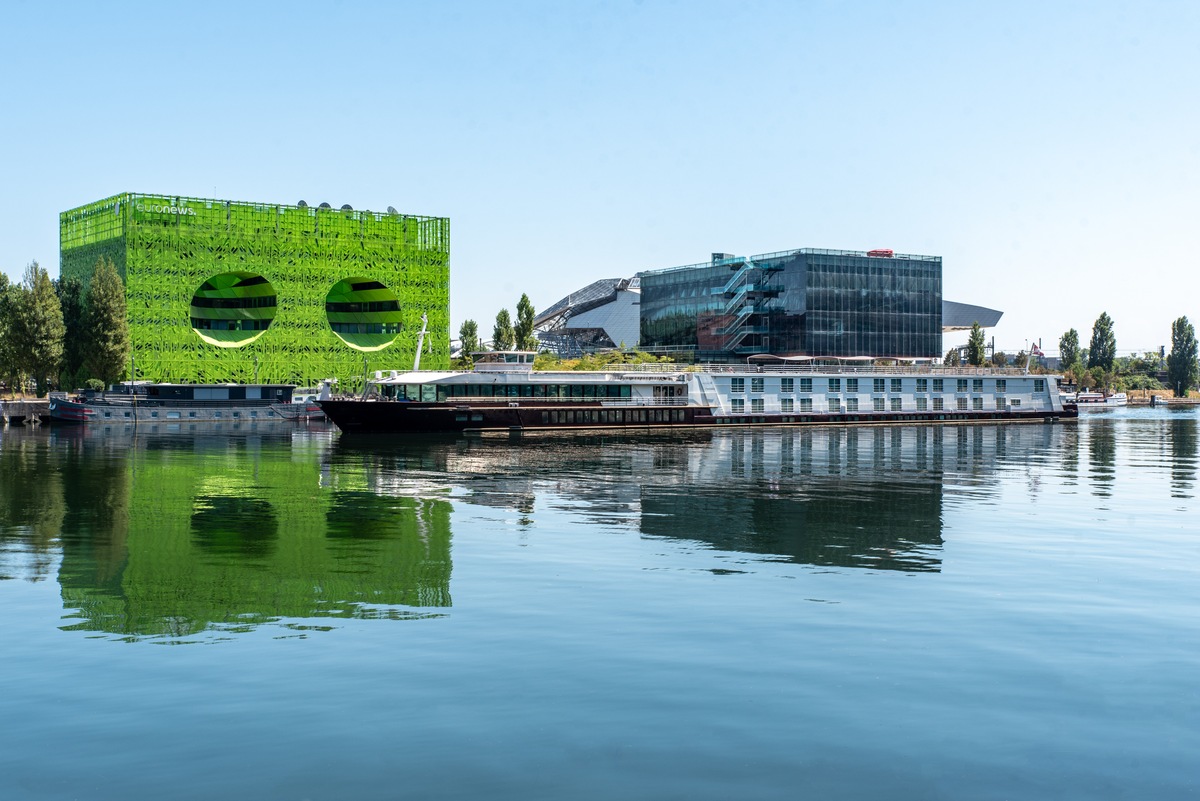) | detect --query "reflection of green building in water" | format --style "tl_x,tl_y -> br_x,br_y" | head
50,429 -> 452,638
59,193 -> 450,387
